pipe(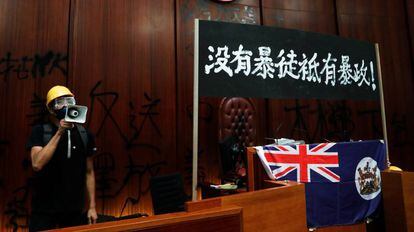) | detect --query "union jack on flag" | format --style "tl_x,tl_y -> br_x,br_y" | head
256,143 -> 340,183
